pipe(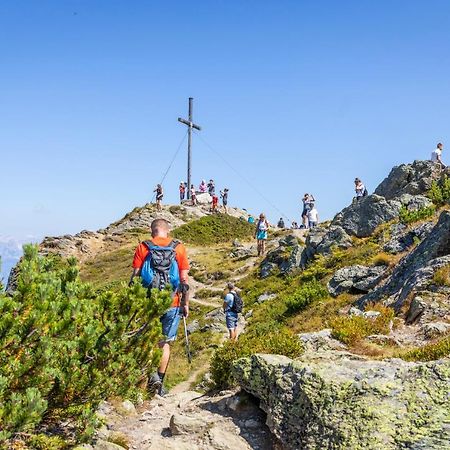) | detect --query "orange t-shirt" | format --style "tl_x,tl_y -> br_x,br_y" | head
132,237 -> 190,307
